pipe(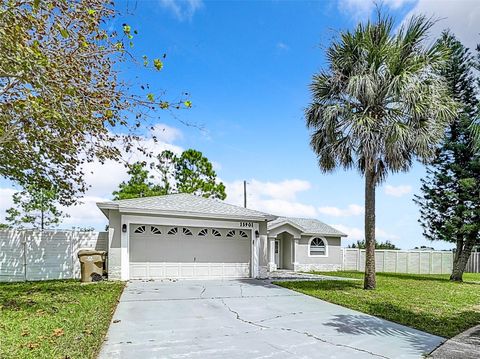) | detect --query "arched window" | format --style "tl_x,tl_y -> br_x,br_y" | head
309,237 -> 327,256
183,227 -> 193,236
167,227 -> 178,235
239,231 -> 248,238
134,225 -> 146,234
151,226 -> 161,235
198,228 -> 208,236
212,229 -> 221,237
226,230 -> 235,238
